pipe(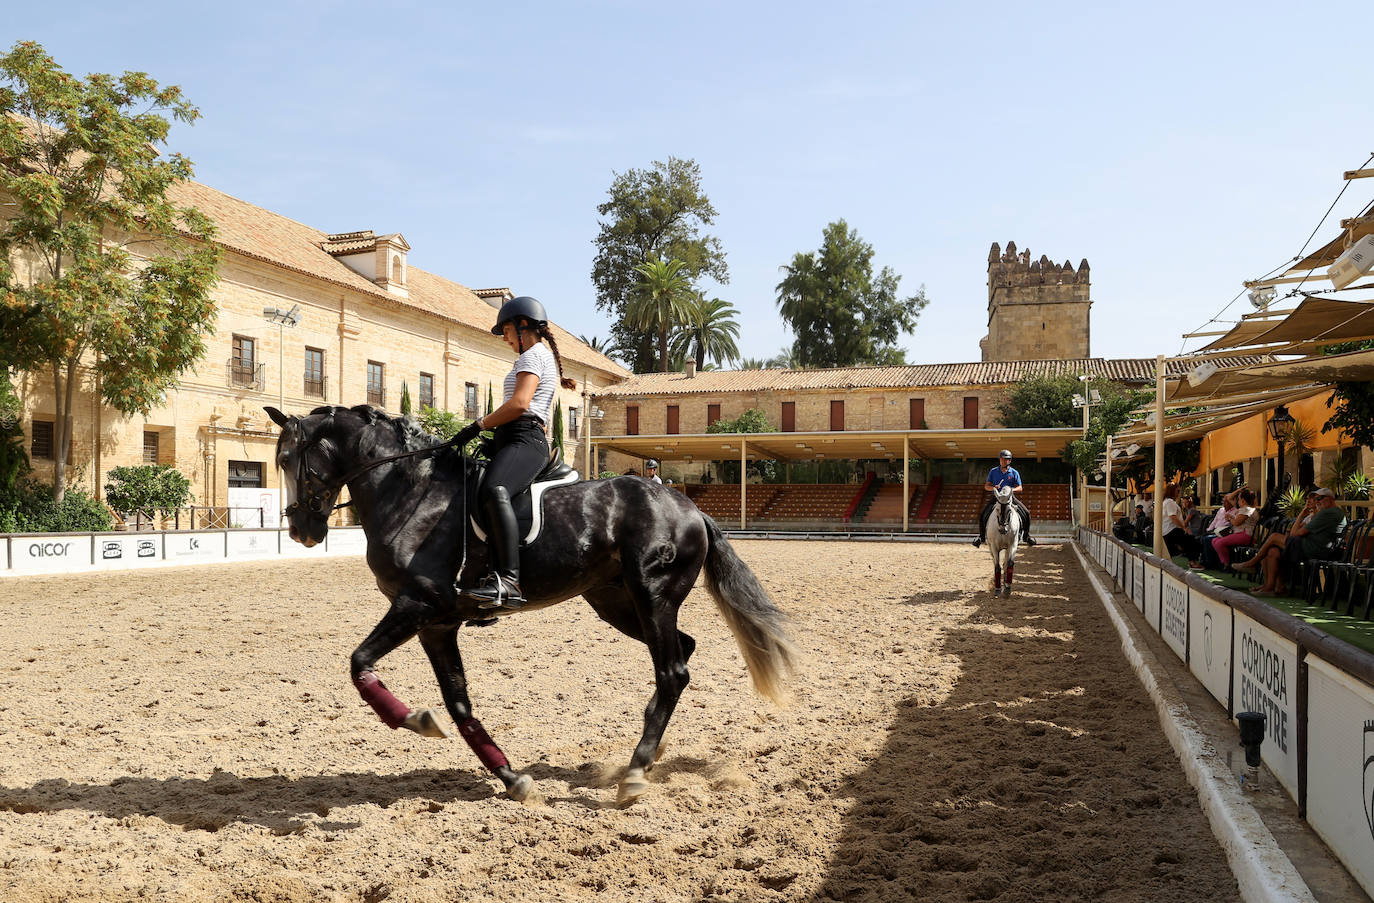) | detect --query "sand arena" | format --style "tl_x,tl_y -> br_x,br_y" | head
0,541 -> 1238,902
